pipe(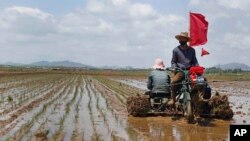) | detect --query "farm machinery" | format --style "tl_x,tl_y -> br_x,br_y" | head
127,66 -> 233,122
